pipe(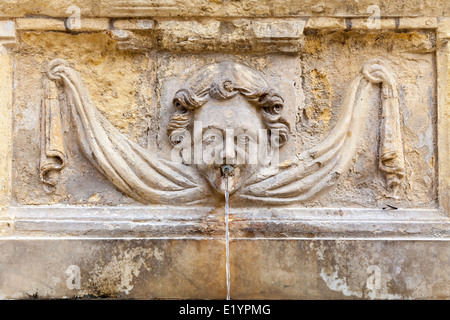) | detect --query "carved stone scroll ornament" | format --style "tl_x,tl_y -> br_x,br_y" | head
40,59 -> 405,205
